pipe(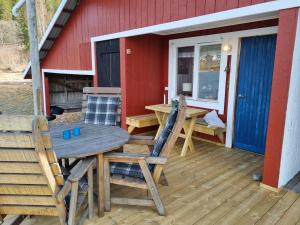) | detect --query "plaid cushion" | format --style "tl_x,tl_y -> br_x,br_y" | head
110,162 -> 144,179
109,101 -> 179,179
150,102 -> 179,158
85,96 -> 119,126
